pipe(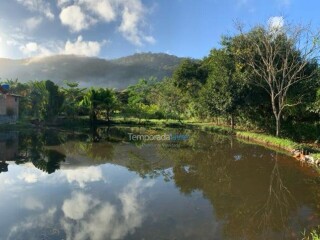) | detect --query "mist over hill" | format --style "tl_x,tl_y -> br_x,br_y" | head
0,53 -> 184,89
